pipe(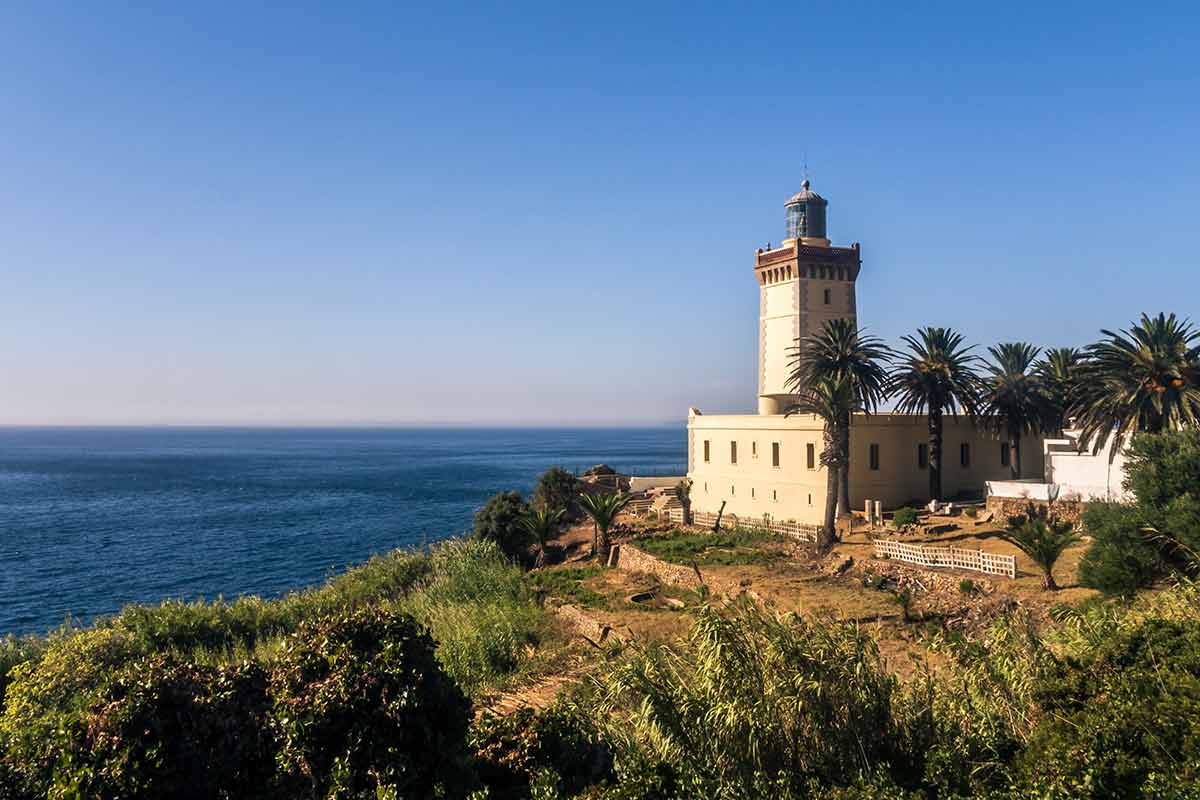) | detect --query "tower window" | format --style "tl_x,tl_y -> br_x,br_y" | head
869,443 -> 880,471
808,493 -> 812,505
917,443 -> 928,469
806,443 -> 815,469
1000,443 -> 1011,467
751,487 -> 755,498
731,485 -> 735,496
730,441 -> 737,464
823,288 -> 831,305
772,489 -> 778,501
704,440 -> 710,463
960,443 -> 971,468
751,441 -> 758,458
772,442 -> 780,468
